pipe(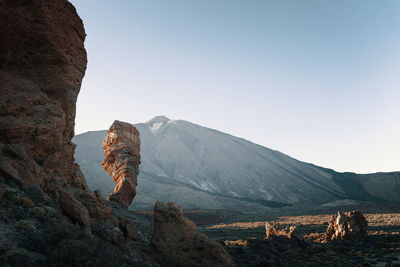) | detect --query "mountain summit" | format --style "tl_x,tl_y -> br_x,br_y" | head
146,115 -> 170,124
73,117 -> 400,211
